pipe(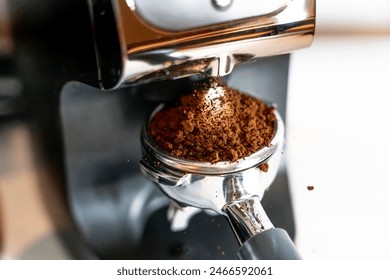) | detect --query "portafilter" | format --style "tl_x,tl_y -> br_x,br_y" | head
140,102 -> 301,260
